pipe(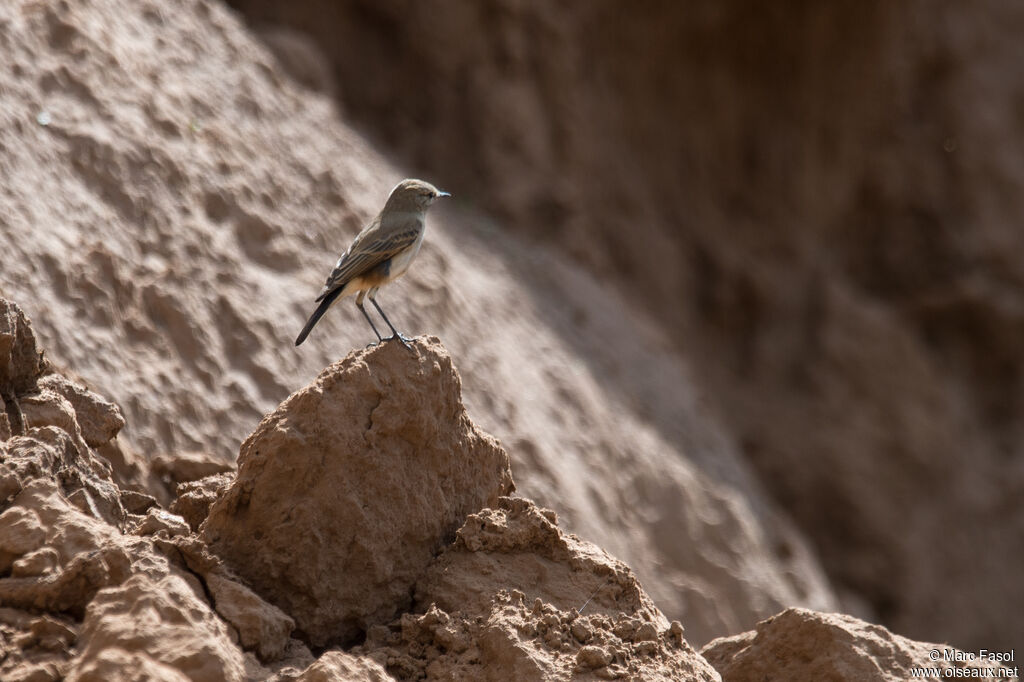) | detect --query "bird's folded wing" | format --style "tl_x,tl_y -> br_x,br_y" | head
315,226 -> 421,300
